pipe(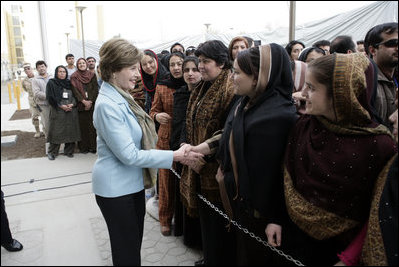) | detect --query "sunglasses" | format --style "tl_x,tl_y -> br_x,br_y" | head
375,38 -> 398,48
